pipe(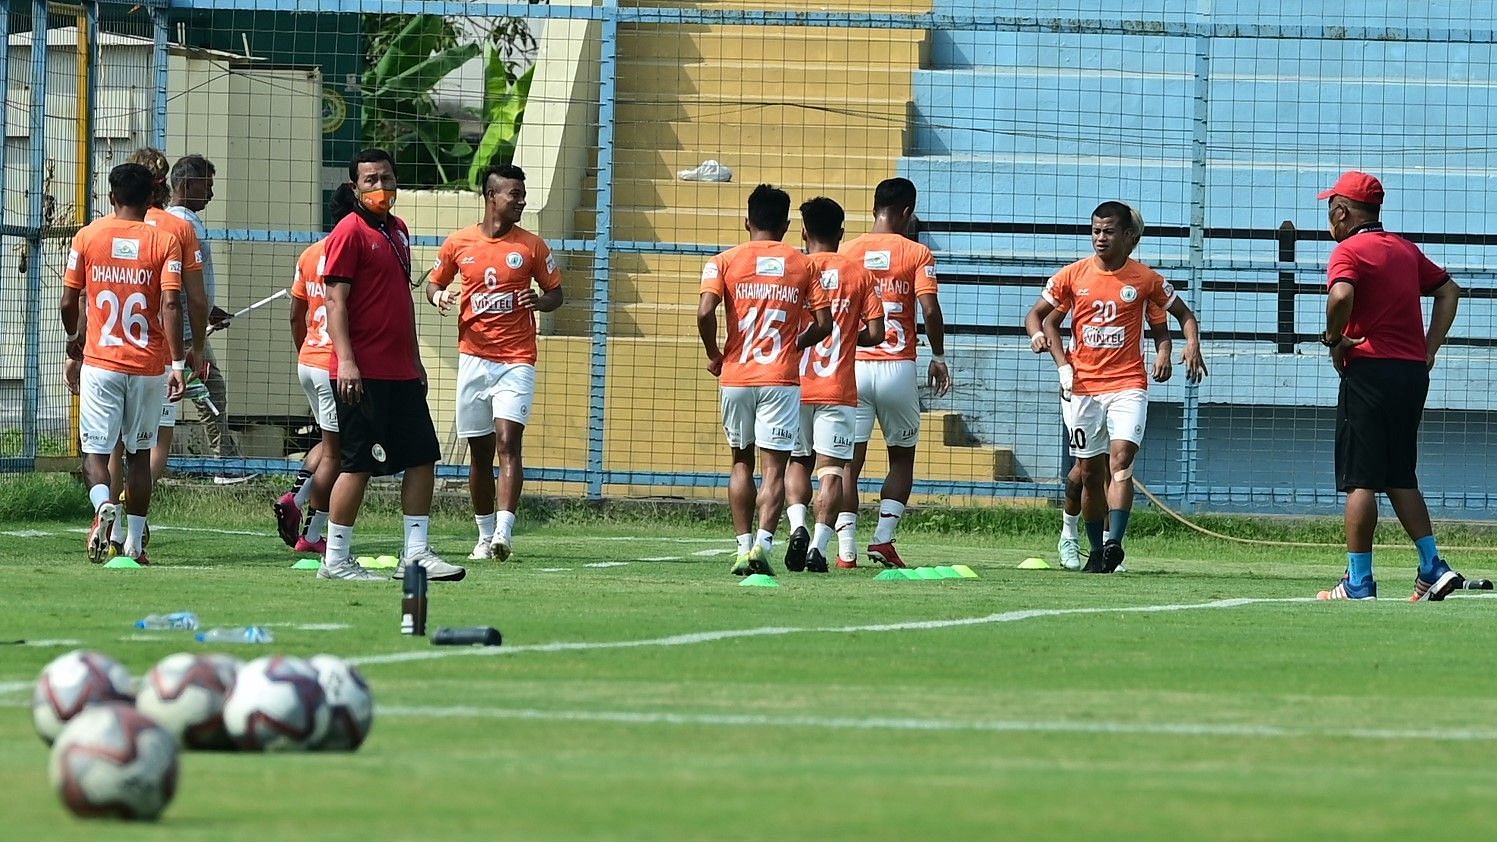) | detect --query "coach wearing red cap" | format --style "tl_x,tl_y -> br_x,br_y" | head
1314,170 -> 1469,601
